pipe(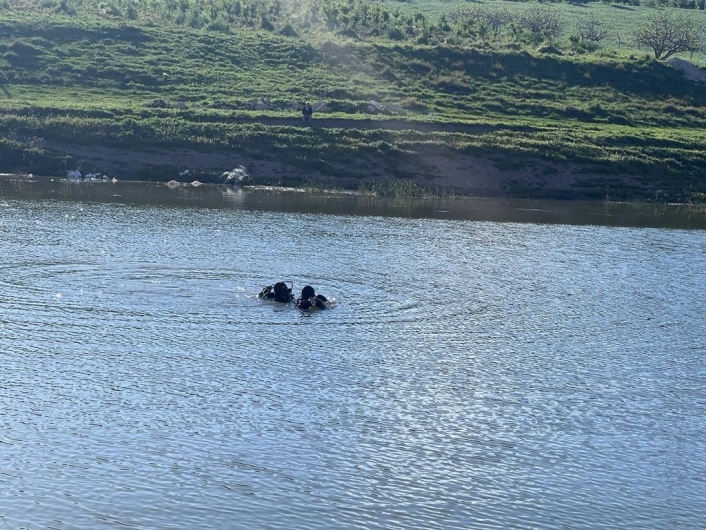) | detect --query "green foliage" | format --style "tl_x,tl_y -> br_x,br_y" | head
360,177 -> 433,197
